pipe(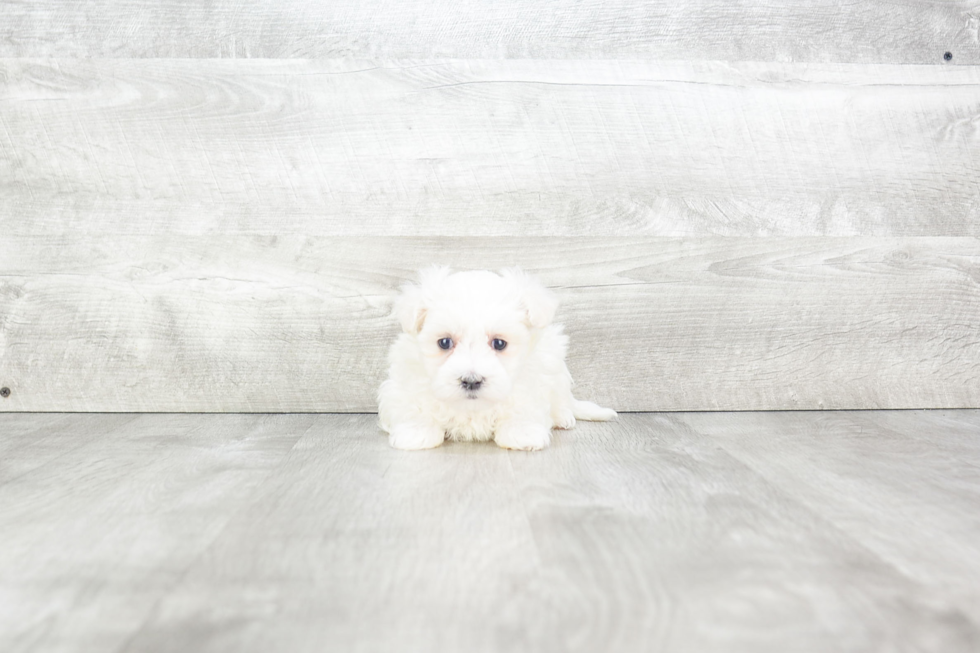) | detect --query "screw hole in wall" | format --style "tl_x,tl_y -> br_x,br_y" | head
944,51 -> 952,61
0,387 -> 10,398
